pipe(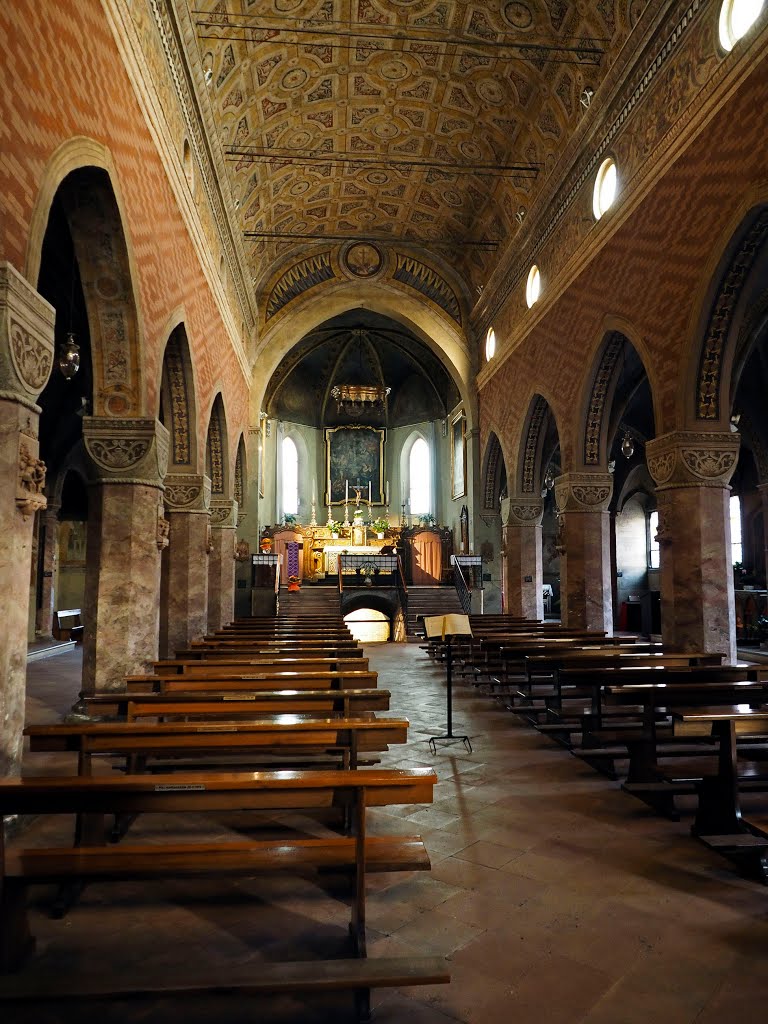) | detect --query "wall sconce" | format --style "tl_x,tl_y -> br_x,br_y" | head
543,465 -> 555,490
58,332 -> 80,379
